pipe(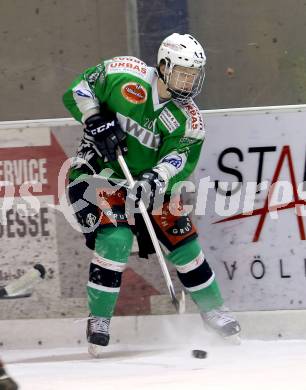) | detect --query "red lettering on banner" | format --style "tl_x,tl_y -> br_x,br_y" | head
0,159 -> 47,185
253,145 -> 305,241
0,133 -> 67,204
214,145 -> 306,241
